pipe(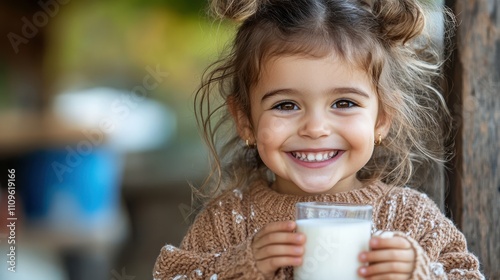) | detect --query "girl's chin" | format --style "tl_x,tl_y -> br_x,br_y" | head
299,188 -> 332,195
293,178 -> 355,195
294,183 -> 336,195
